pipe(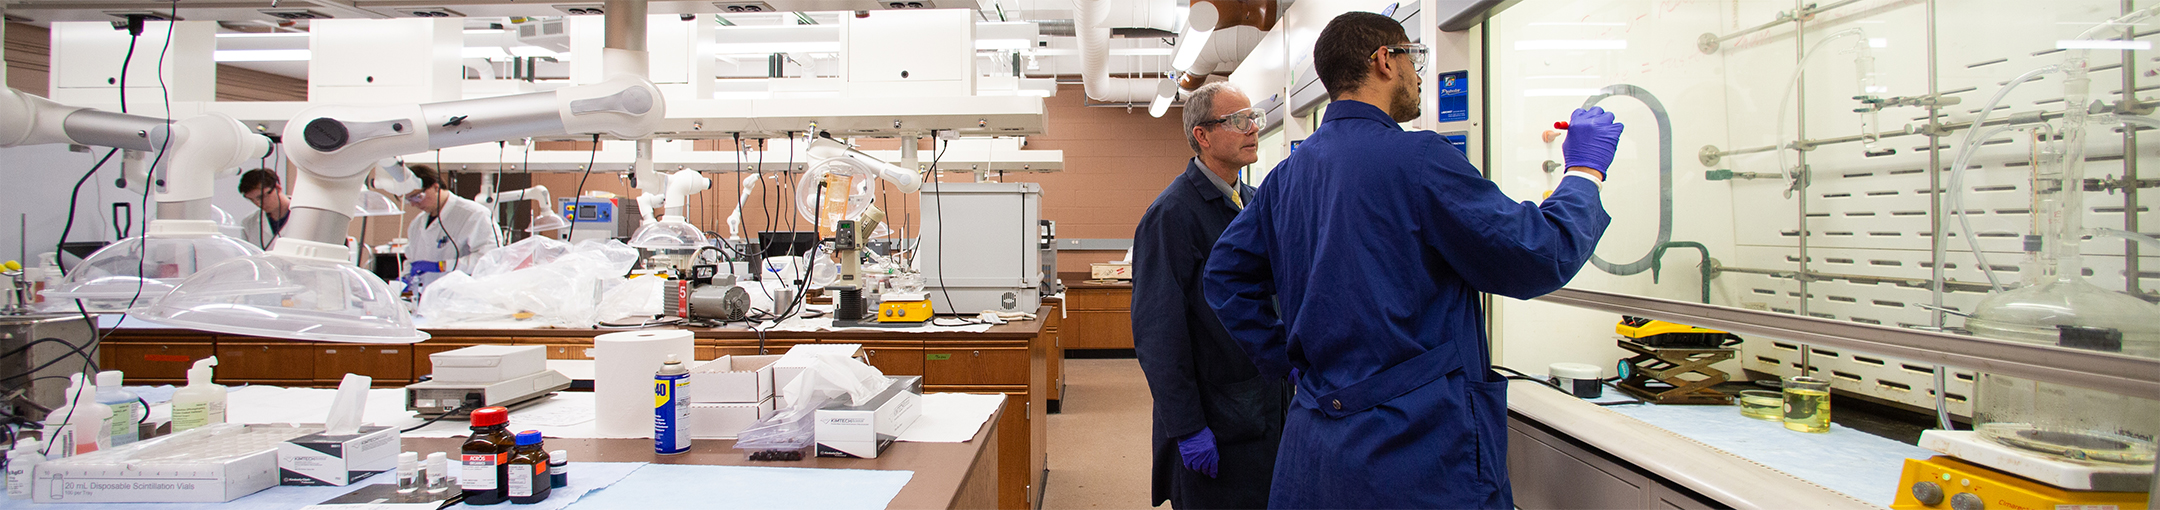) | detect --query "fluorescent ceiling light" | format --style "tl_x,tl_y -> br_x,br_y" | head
976,38 -> 1033,50
707,42 -> 842,55
1172,26 -> 1210,72
1526,22 -> 1625,26
464,29 -> 508,34
509,45 -> 559,58
2056,39 -> 2151,50
1523,88 -> 1603,97
1514,40 -> 1626,50
215,32 -> 308,38
1869,38 -> 1887,48
213,49 -> 311,62
463,47 -> 510,59
1523,74 -> 1600,80
1109,48 -> 1174,56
